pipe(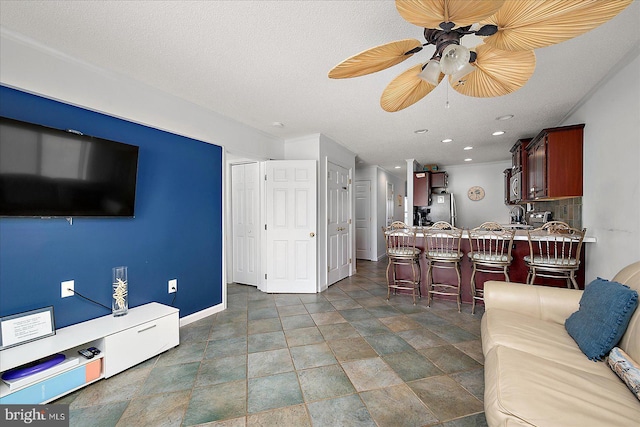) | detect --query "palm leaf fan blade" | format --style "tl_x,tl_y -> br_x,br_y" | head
380,64 -> 437,112
396,0 -> 505,29
328,39 -> 422,79
482,0 -> 634,51
453,43 -> 535,98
